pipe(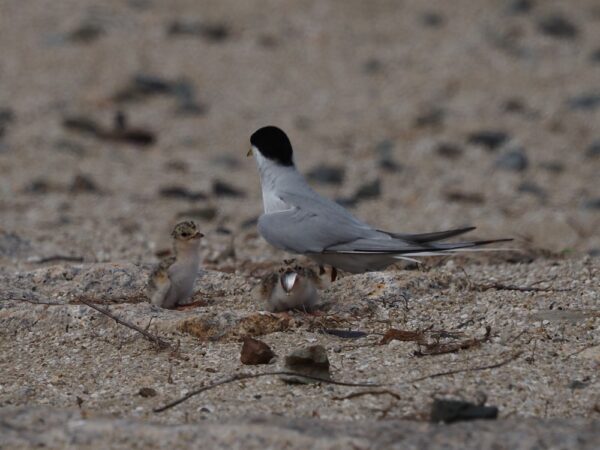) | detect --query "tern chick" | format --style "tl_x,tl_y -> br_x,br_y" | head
259,264 -> 321,313
248,126 -> 512,273
147,221 -> 203,309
